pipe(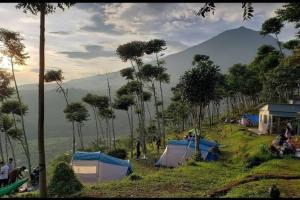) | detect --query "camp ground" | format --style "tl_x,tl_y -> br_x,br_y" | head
155,138 -> 220,167
71,151 -> 132,183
